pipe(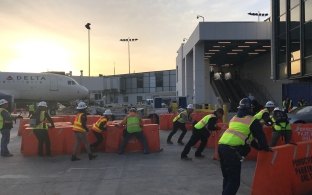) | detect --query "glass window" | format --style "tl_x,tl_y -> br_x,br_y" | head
280,0 -> 287,15
305,56 -> 312,74
290,0 -> 300,8
163,75 -> 169,87
155,72 -> 163,87
156,87 -> 163,92
150,87 -> 155,93
305,0 -> 312,22
150,76 -> 155,88
131,78 -> 136,88
290,27 -> 301,56
305,21 -> 312,56
123,96 -> 128,103
290,5 -> 301,29
163,71 -> 169,76
278,63 -> 288,79
137,75 -> 143,88
163,87 -> 169,91
170,74 -> 176,86
291,58 -> 301,75
279,14 -> 287,35
278,33 -> 287,63
144,88 -> 150,93
137,88 -> 143,93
